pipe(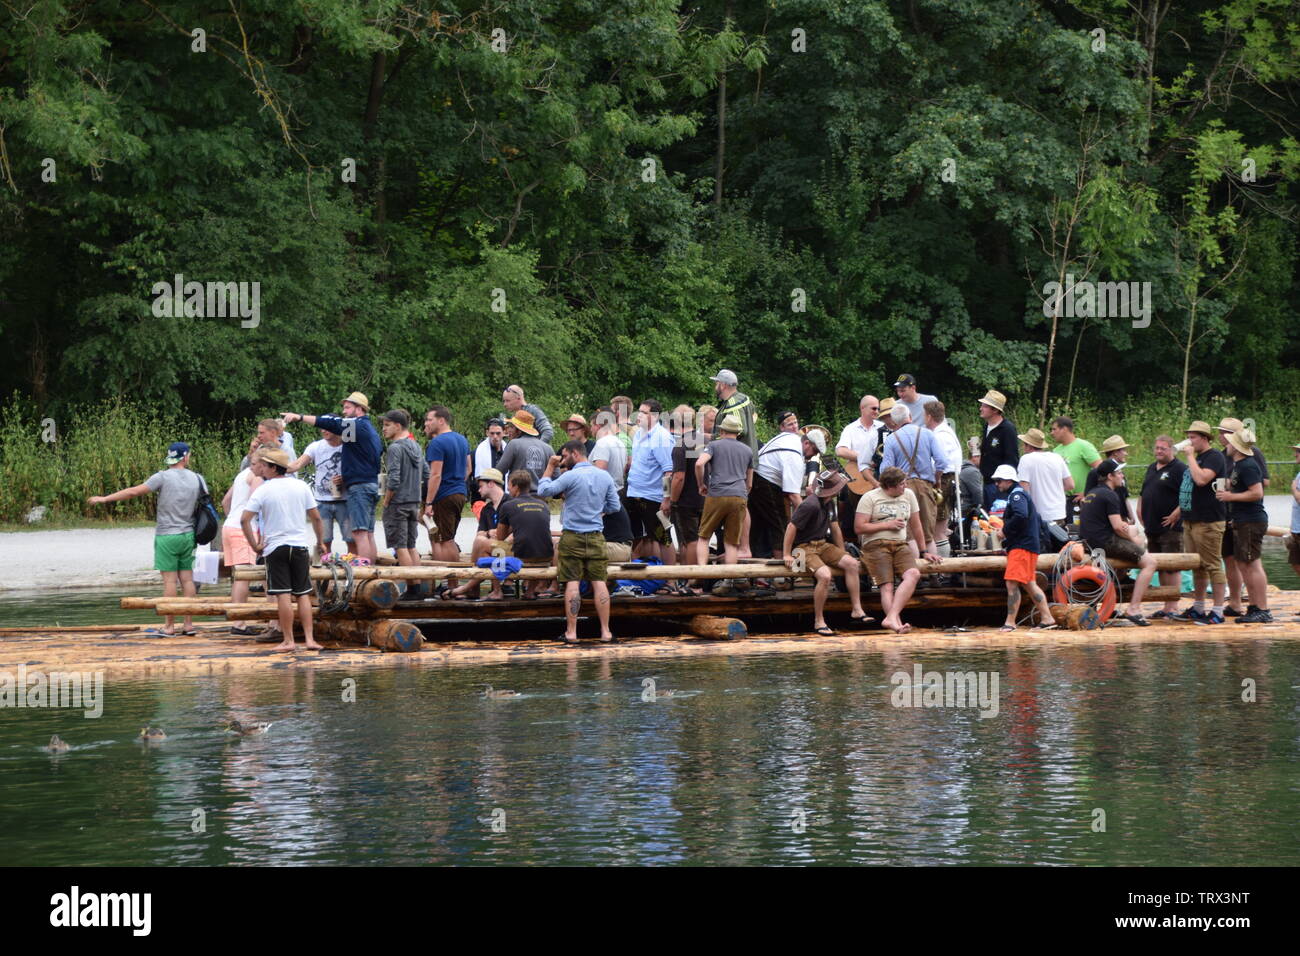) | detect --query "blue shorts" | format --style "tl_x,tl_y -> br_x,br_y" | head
345,482 -> 379,532
316,500 -> 353,545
